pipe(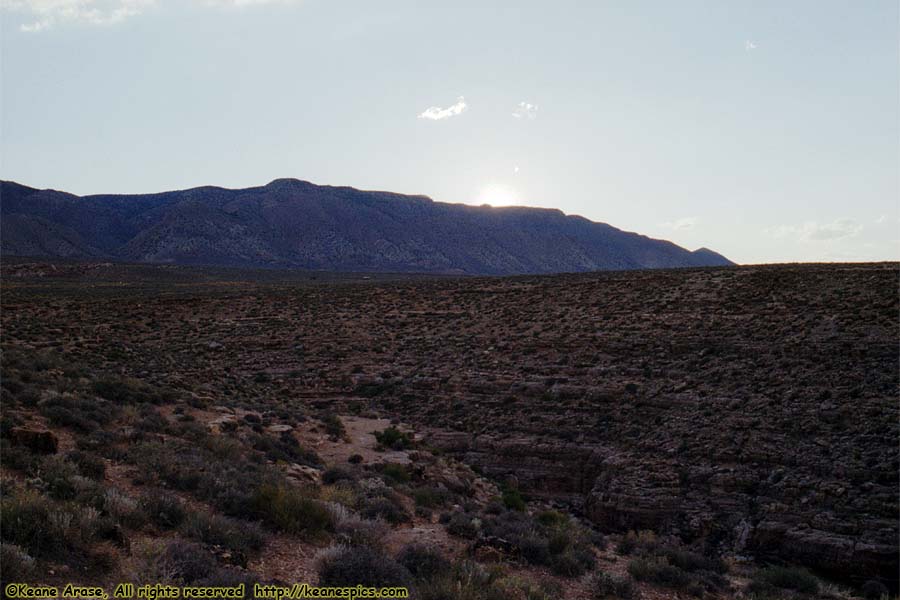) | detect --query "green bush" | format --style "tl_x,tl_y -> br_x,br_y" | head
252,484 -> 333,536
396,544 -> 451,581
412,485 -> 450,508
445,512 -> 479,539
501,488 -> 526,511
536,510 -> 567,527
67,450 -> 106,480
180,512 -> 265,563
322,415 -> 347,440
140,491 -> 186,530
549,547 -> 595,577
37,455 -> 80,500
661,546 -> 727,574
249,432 -> 321,466
0,543 -> 35,582
627,558 -> 691,589
374,427 -> 413,450
416,560 -> 513,600
747,566 -> 820,596
317,545 -> 412,587
617,530 -> 659,556
589,571 -> 640,599
93,377 -> 159,404
334,516 -> 388,550
361,494 -> 410,524
379,463 -> 410,483
322,467 -> 356,485
0,490 -> 99,562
